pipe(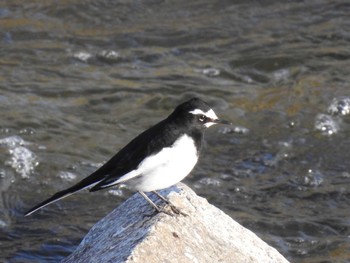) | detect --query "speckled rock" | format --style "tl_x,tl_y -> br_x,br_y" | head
62,183 -> 289,263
